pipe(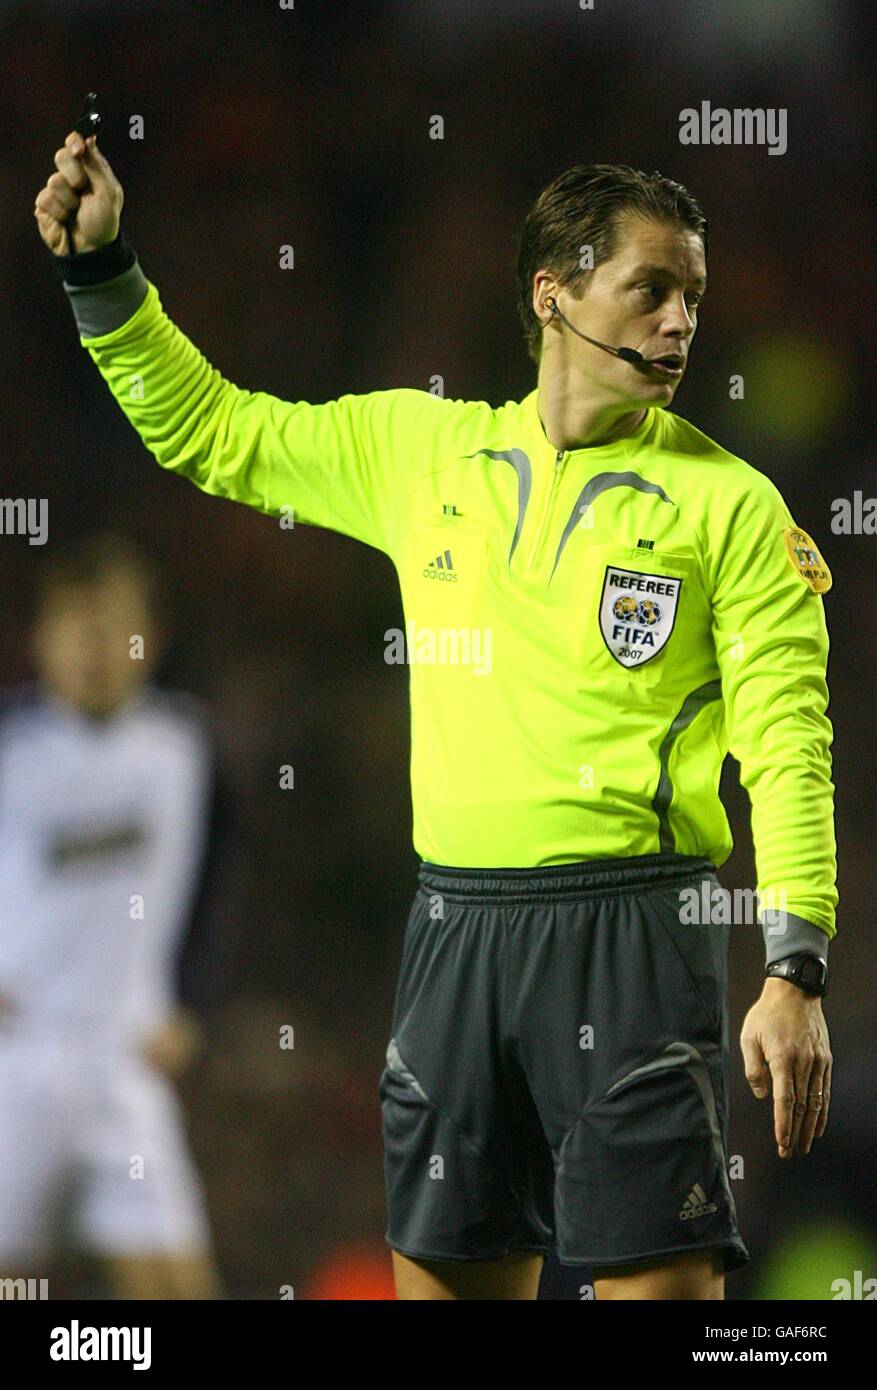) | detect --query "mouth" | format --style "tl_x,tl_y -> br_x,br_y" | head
642,354 -> 685,378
